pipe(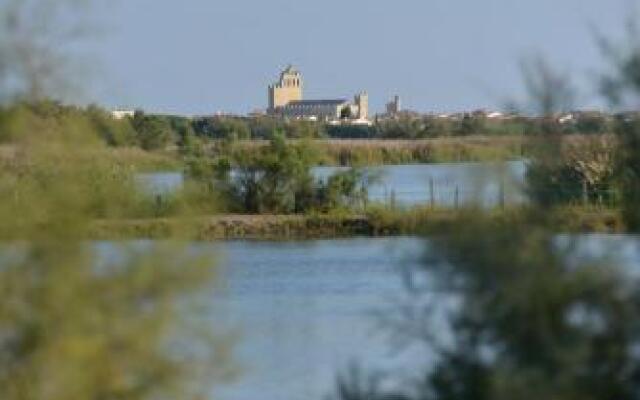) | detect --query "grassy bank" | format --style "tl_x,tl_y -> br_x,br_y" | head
99,147 -> 181,171
90,206 -> 624,240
